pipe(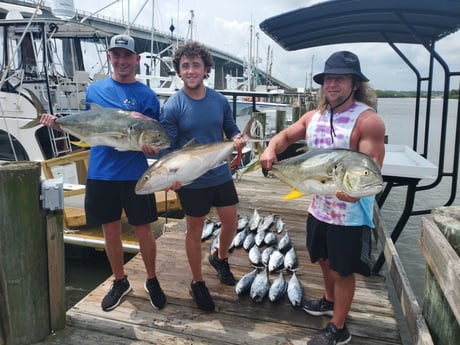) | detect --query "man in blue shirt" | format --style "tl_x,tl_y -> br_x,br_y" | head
161,41 -> 246,311
40,34 -> 167,312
